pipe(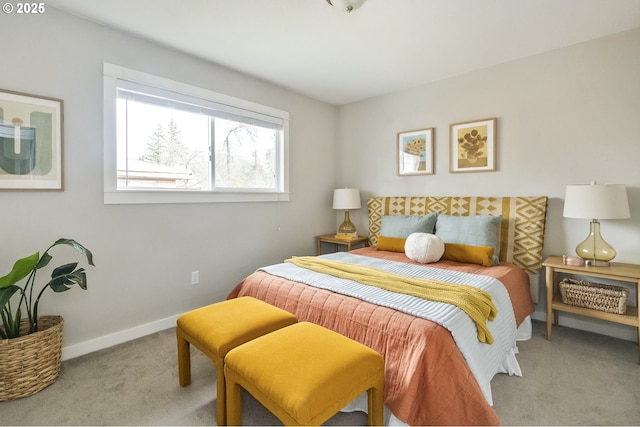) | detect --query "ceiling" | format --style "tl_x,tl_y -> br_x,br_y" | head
47,0 -> 640,106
